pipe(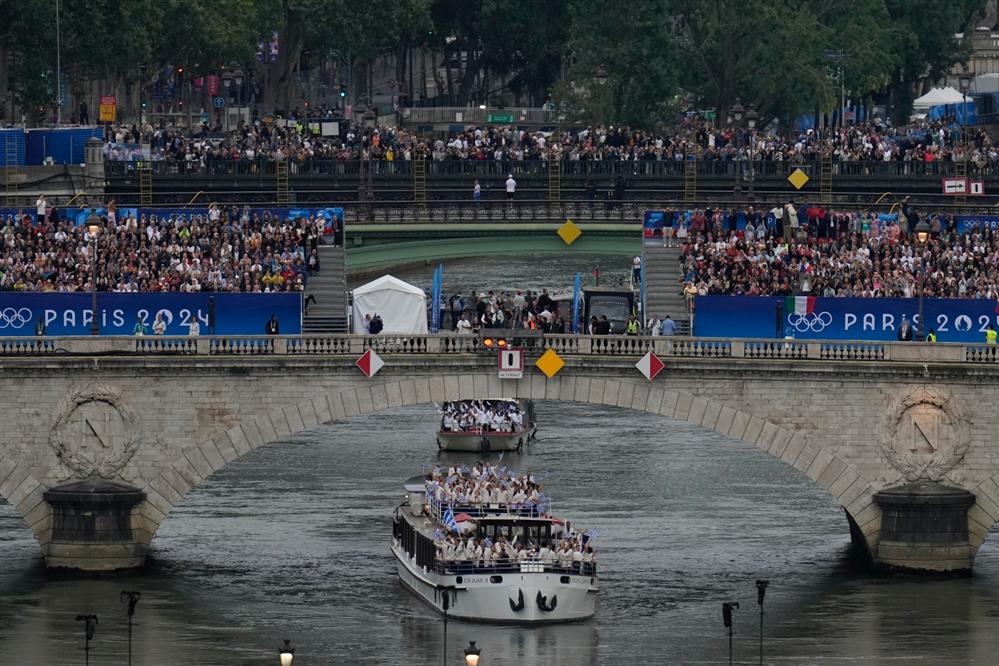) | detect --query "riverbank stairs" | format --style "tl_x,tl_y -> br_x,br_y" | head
643,244 -> 691,335
303,244 -> 348,333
